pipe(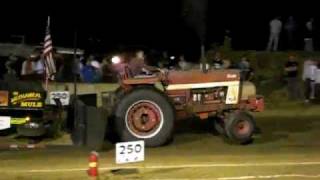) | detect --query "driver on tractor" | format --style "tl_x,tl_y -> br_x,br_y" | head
112,50 -> 165,80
